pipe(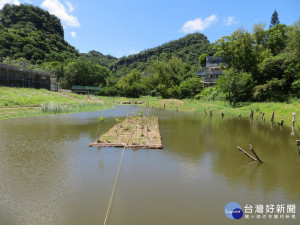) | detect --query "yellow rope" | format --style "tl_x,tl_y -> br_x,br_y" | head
103,129 -> 135,225
103,146 -> 125,225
